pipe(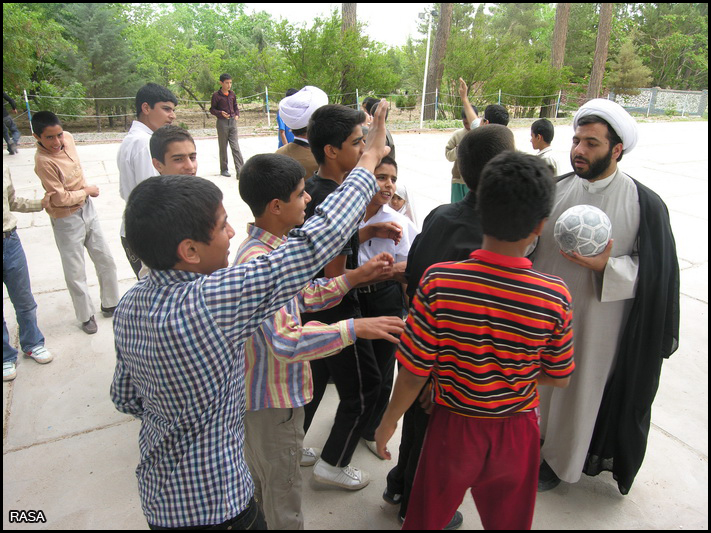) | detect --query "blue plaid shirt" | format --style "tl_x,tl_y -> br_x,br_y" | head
110,168 -> 376,527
